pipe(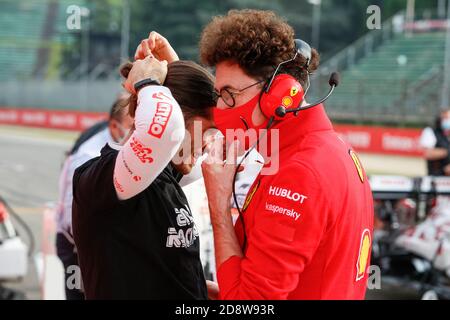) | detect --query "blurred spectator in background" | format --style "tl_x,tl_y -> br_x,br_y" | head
67,121 -> 108,157
55,94 -> 133,300
420,110 -> 450,176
